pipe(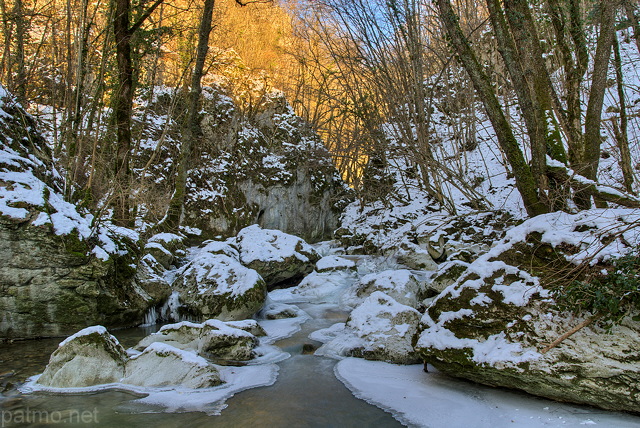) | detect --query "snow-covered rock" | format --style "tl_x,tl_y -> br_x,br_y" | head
37,326 -> 127,388
144,233 -> 185,269
259,301 -> 304,320
315,255 -> 356,273
122,343 -> 222,388
315,291 -> 421,364
344,269 -> 421,308
37,325 -> 225,390
172,252 -> 267,321
0,89 -> 164,339
234,225 -> 320,288
416,210 -> 640,413
135,319 -> 258,361
225,319 -> 267,337
288,270 -> 356,303
135,84 -> 352,243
